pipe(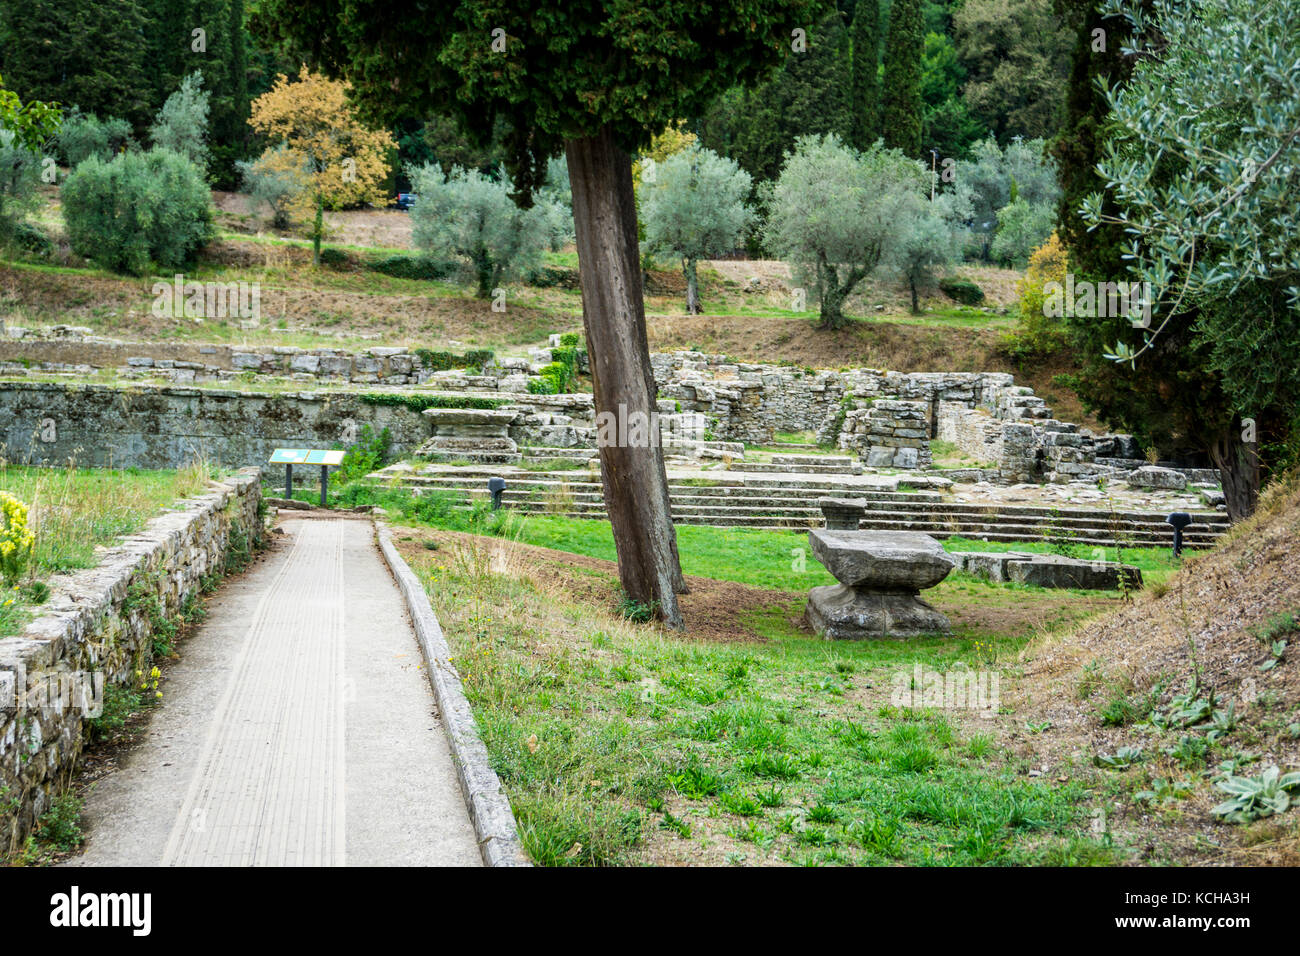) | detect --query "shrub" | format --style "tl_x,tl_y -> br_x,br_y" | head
1002,232 -> 1071,362
237,143 -> 310,229
149,71 -> 211,172
318,247 -> 350,269
56,110 -> 133,167
62,148 -> 213,275
0,492 -> 35,586
990,197 -> 1055,268
938,277 -> 985,305
366,253 -> 456,281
